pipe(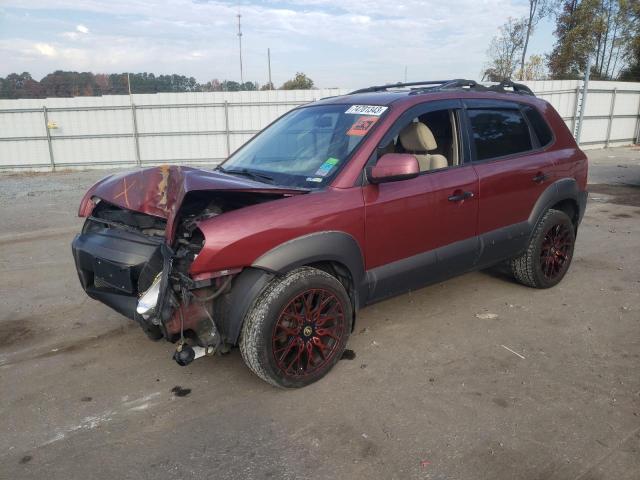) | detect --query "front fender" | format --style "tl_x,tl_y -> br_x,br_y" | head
218,231 -> 366,345
252,231 -> 365,288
